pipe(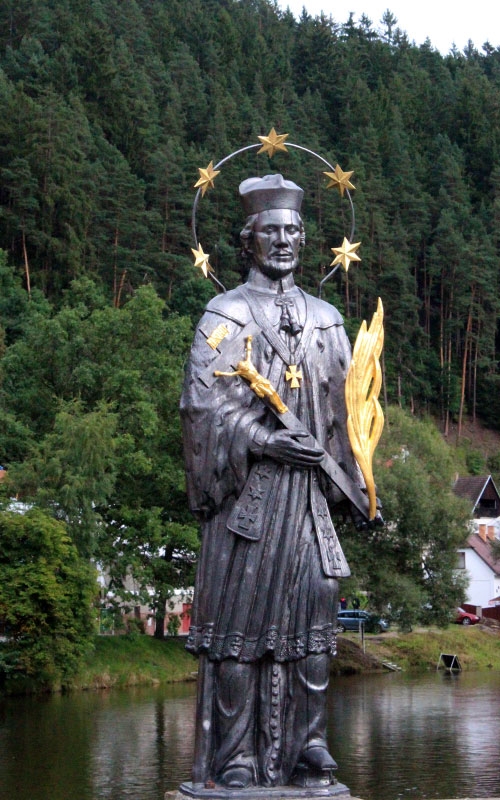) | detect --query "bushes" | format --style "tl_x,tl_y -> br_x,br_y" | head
0,509 -> 97,691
